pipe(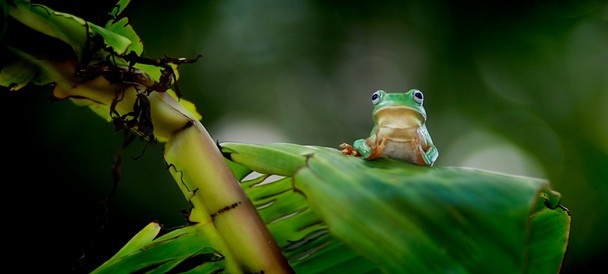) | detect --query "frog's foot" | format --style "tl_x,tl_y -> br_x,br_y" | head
419,144 -> 438,167
410,137 -> 434,166
378,135 -> 387,150
367,136 -> 388,159
339,143 -> 360,156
